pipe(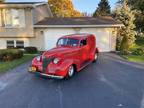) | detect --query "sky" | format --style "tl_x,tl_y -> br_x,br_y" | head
6,0 -> 117,14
